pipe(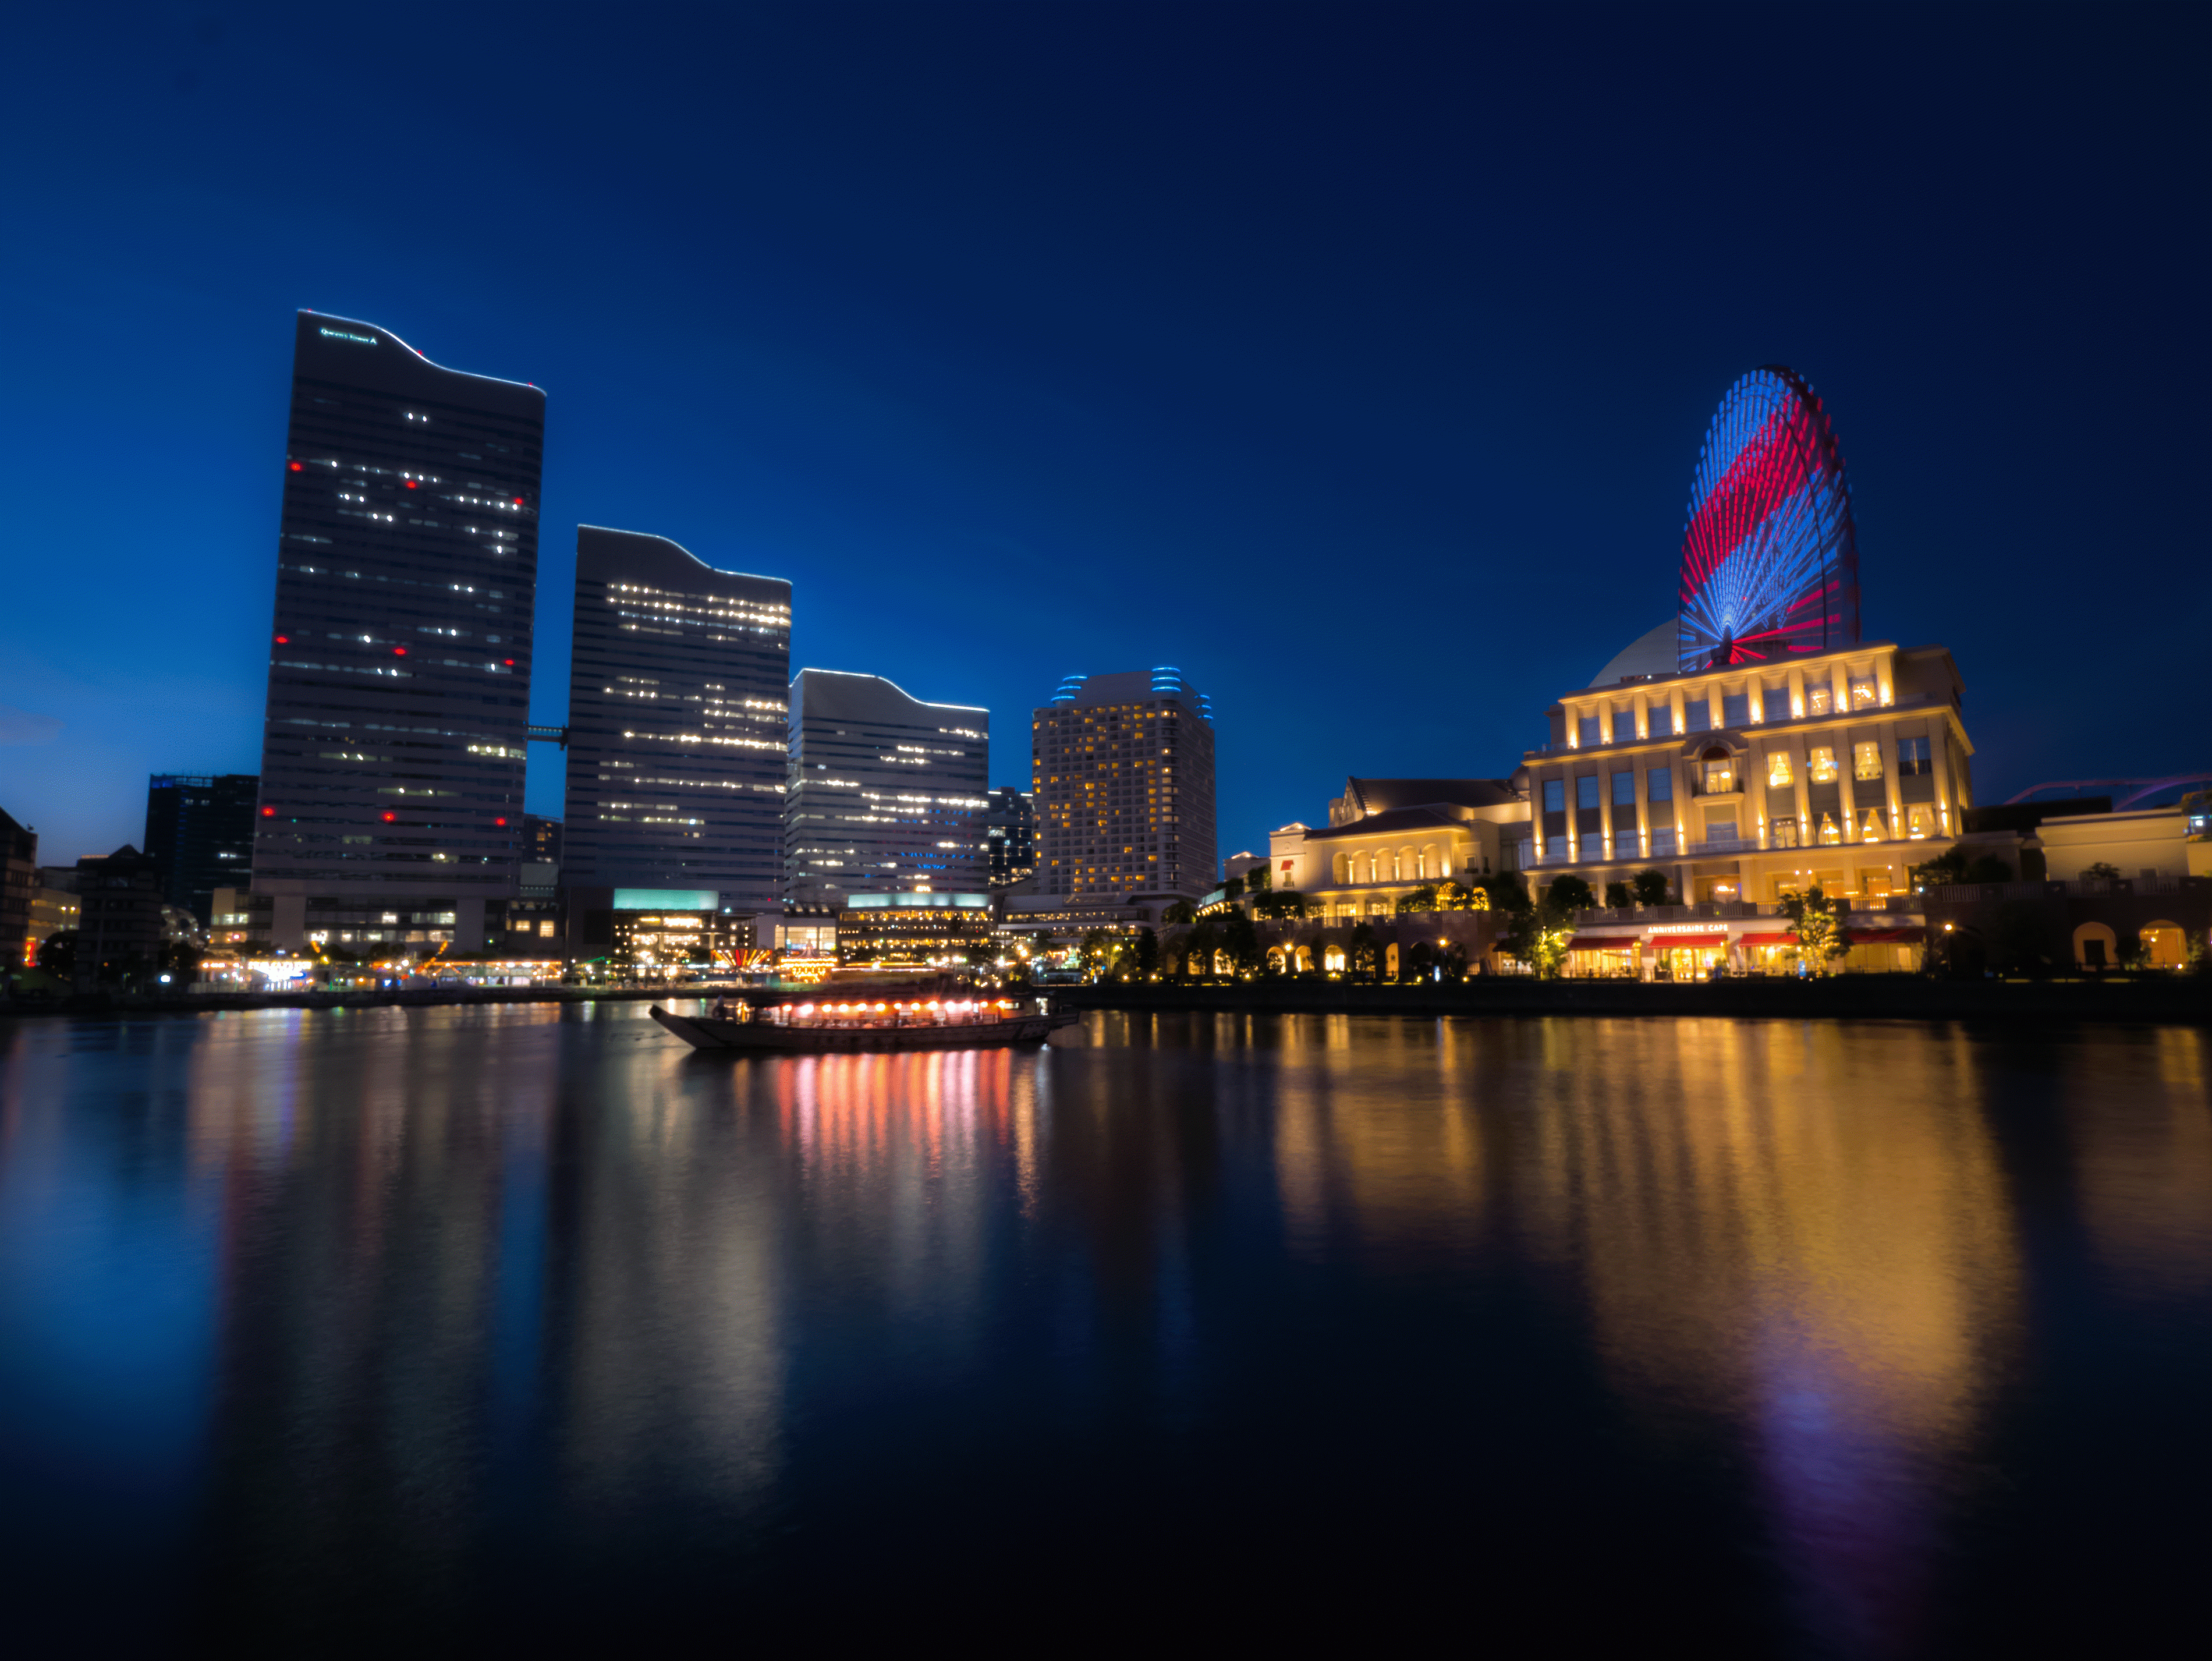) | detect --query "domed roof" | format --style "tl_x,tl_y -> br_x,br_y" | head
1589,619 -> 1676,687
